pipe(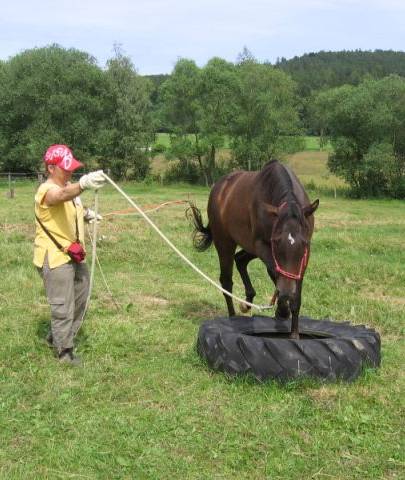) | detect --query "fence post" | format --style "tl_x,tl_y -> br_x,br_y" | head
8,173 -> 15,199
